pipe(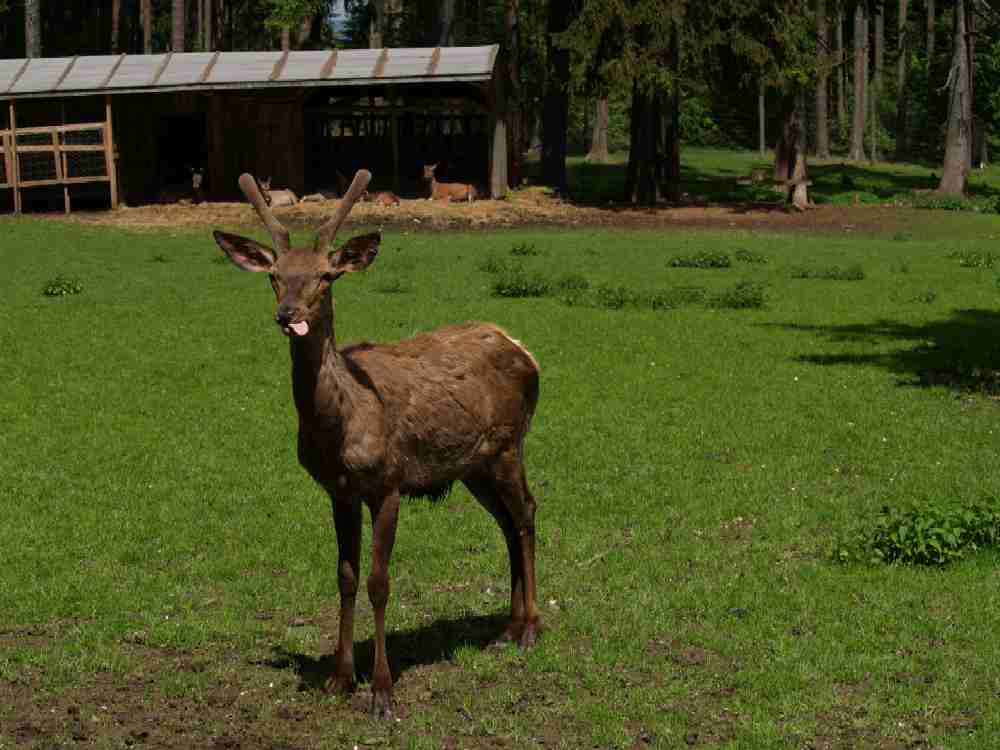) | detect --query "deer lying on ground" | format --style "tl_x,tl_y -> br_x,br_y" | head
363,190 -> 401,207
423,163 -> 479,202
156,166 -> 204,205
212,170 -> 542,719
259,177 -> 298,207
